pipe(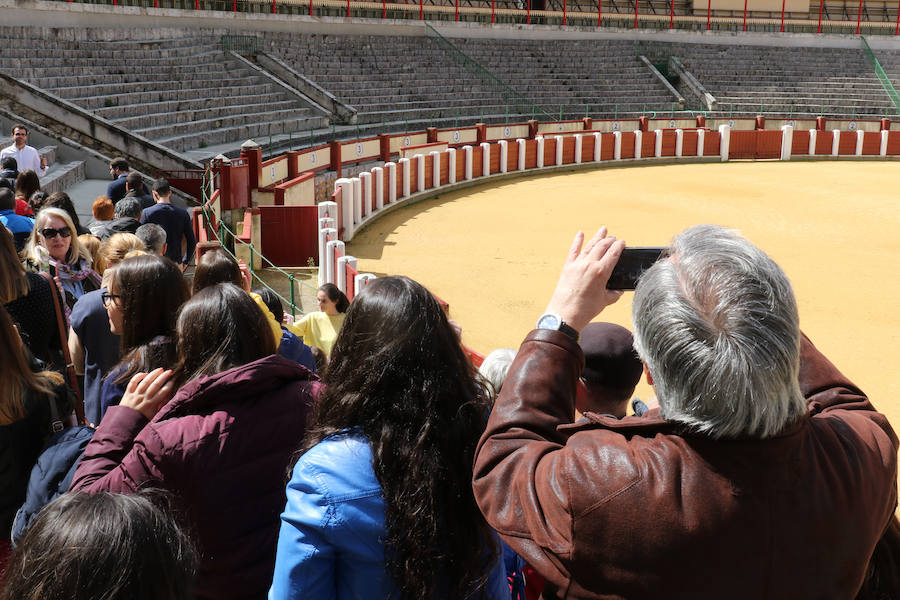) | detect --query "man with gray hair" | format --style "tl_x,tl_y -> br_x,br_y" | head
473,225 -> 897,599
135,223 -> 167,256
